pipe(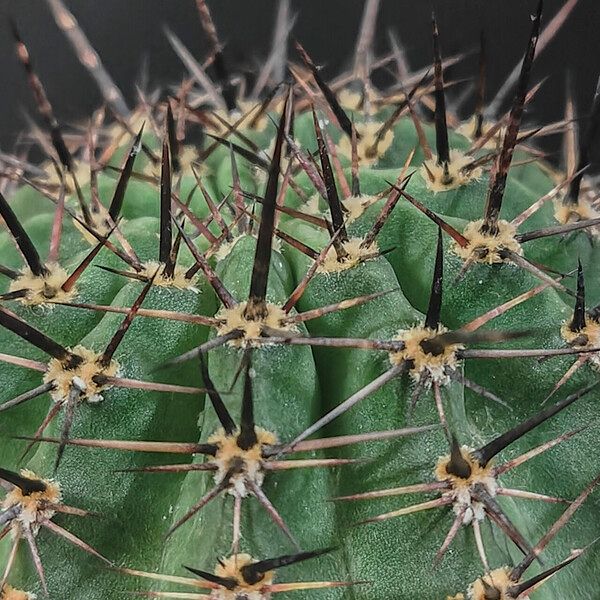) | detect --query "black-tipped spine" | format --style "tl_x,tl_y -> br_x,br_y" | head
425,227 -> 444,330
198,355 -> 236,435
474,380 -> 596,466
108,125 -> 144,221
240,549 -> 332,585
481,1 -> 542,234
570,260 -> 586,332
0,190 -> 47,277
432,13 -> 450,165
237,354 -> 258,451
159,137 -> 173,270
245,92 -> 289,314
